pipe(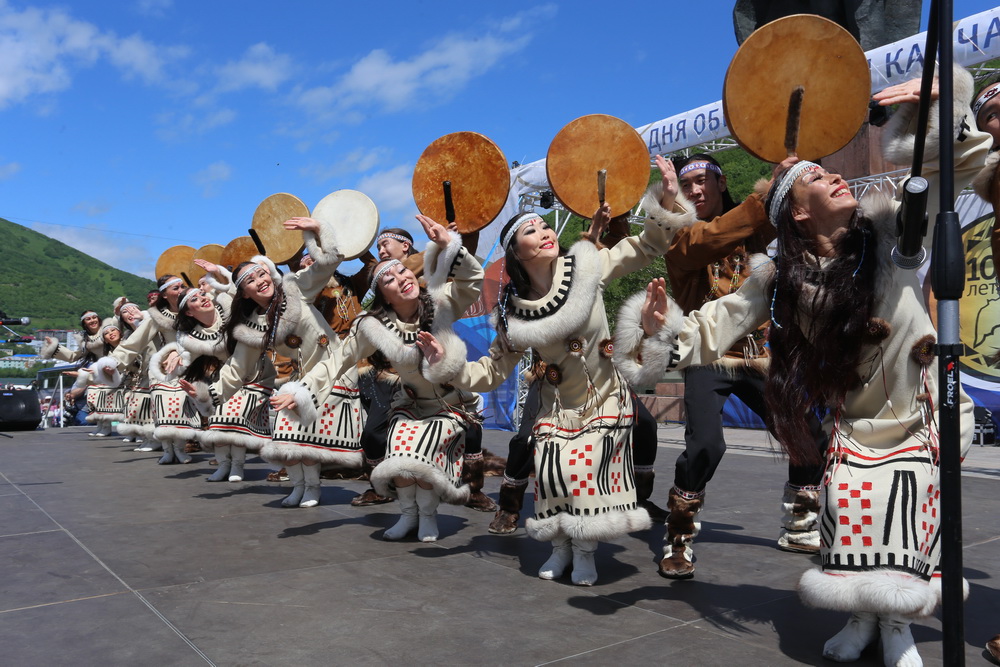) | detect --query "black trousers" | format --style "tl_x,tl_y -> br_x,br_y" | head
674,364 -> 826,493
502,382 -> 659,483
